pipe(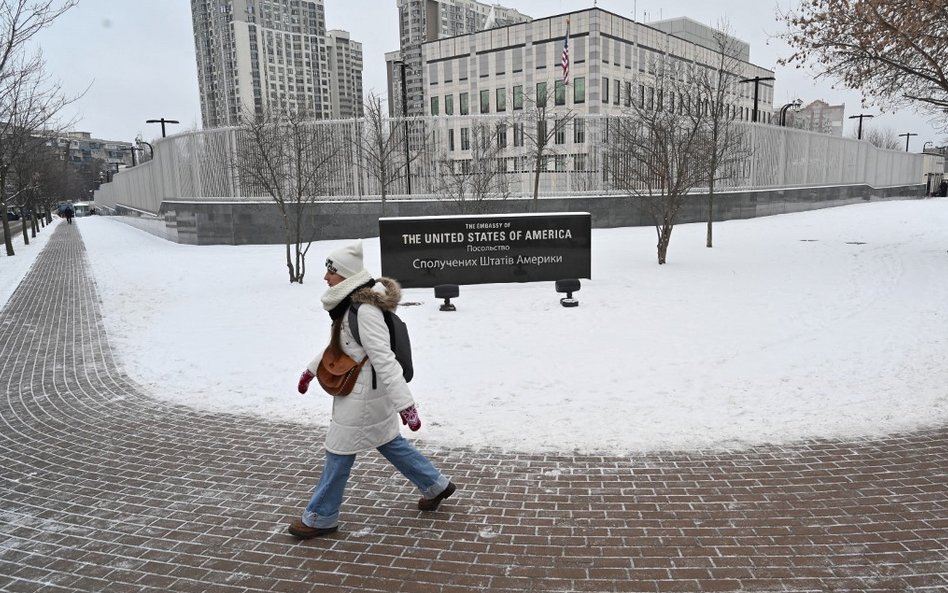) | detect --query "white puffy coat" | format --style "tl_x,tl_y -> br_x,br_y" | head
307,278 -> 415,454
